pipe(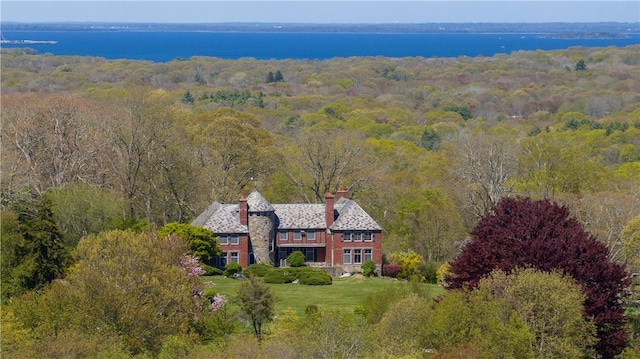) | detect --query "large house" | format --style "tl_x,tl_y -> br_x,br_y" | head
191,188 -> 383,272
